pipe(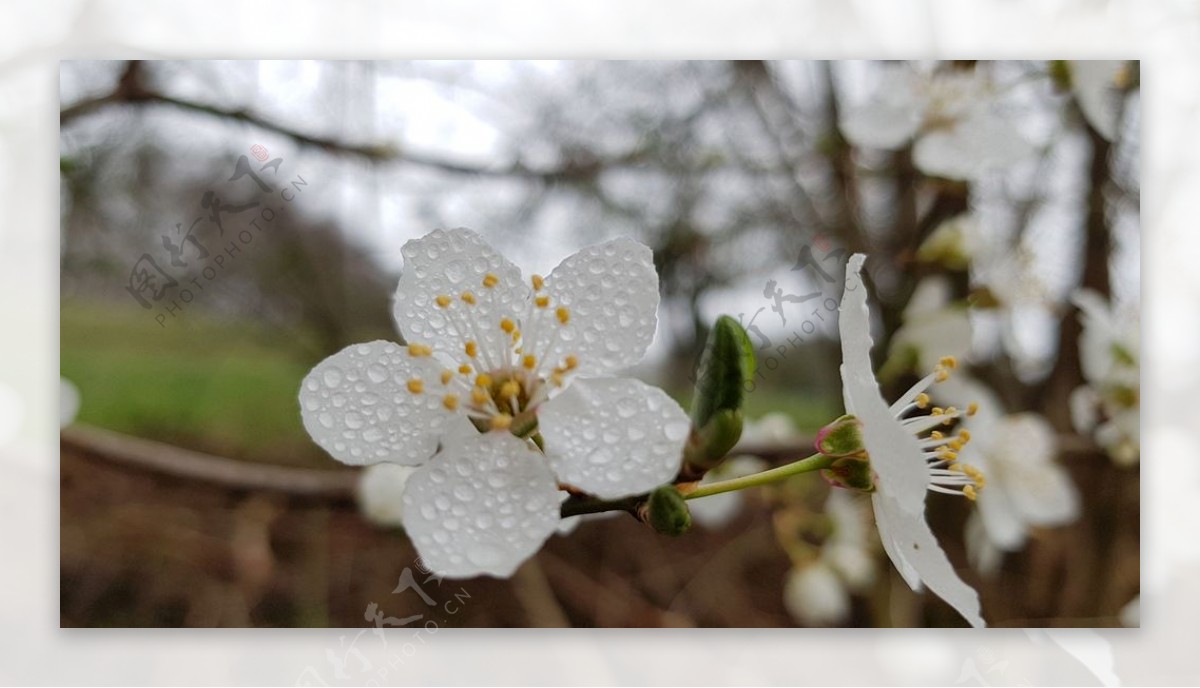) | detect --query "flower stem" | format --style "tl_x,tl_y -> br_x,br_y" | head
558,452 -> 834,518
683,452 -> 833,500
